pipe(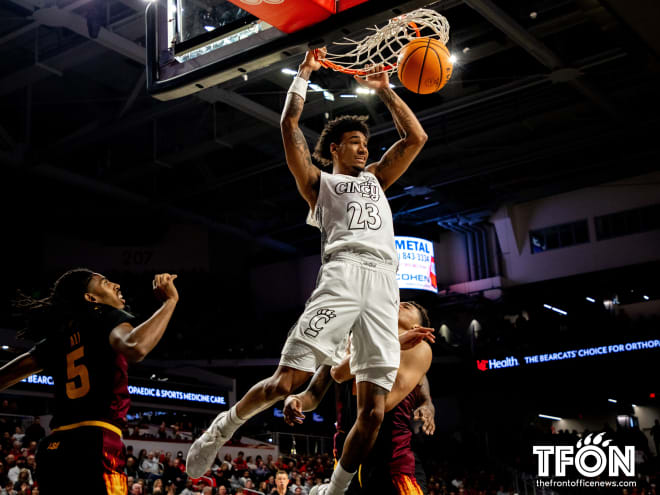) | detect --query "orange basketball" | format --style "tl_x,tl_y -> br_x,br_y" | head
397,38 -> 453,94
